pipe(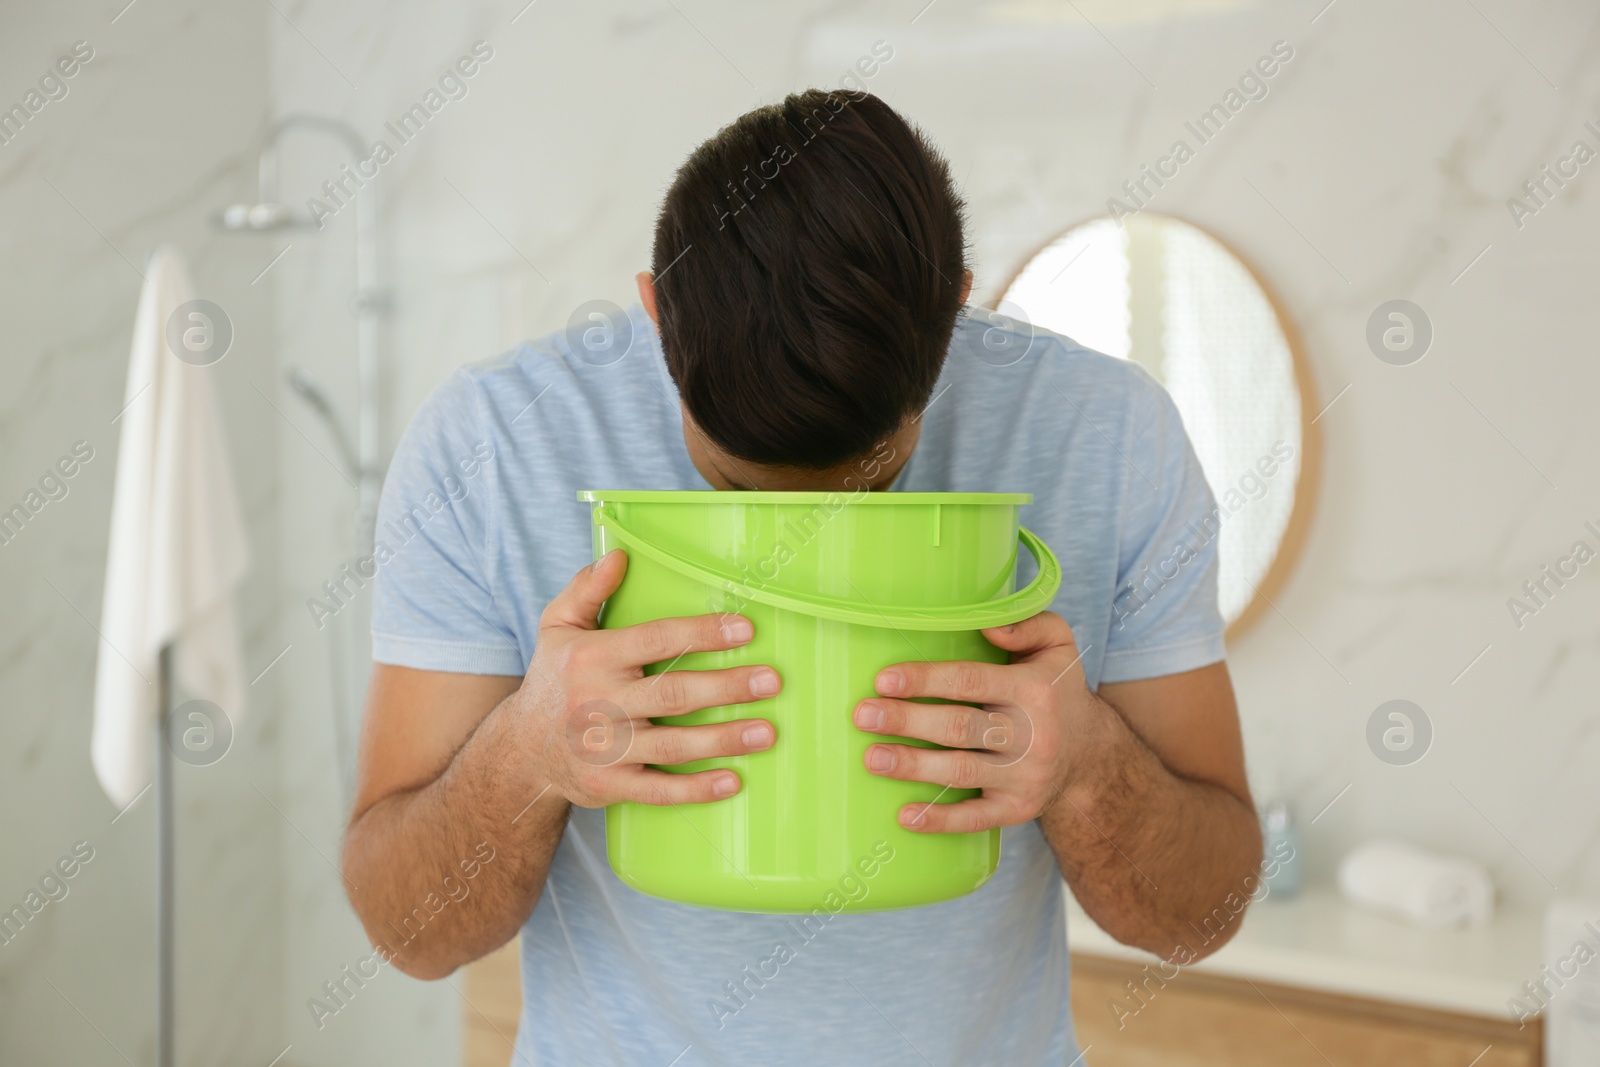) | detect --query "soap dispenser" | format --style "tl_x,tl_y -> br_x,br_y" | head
1260,799 -> 1303,899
